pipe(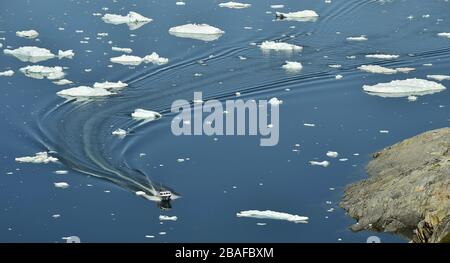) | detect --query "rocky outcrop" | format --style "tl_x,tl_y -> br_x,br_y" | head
340,128 -> 450,243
